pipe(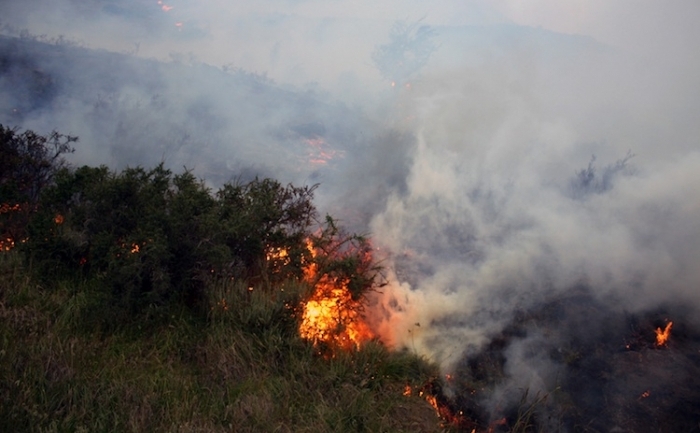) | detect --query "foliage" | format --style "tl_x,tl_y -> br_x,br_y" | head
0,250 -> 444,433
309,215 -> 385,301
0,126 -> 451,432
569,151 -> 634,199
23,163 -> 320,316
0,124 -> 75,246
372,19 -> 438,85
